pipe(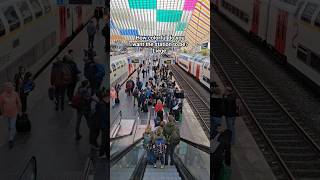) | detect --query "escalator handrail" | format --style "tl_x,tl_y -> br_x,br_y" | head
18,156 -> 37,180
110,137 -> 143,167
174,154 -> 196,180
180,137 -> 210,154
129,151 -> 147,180
81,157 -> 94,180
